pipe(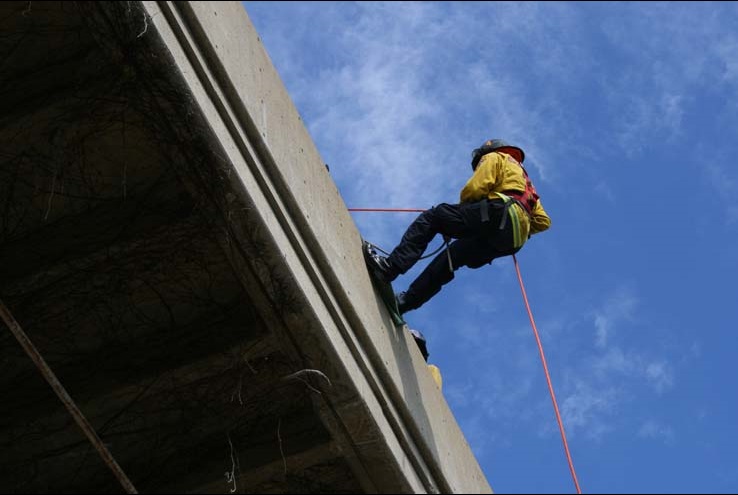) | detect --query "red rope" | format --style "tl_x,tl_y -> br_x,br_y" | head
348,207 -> 427,212
513,254 -> 582,494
